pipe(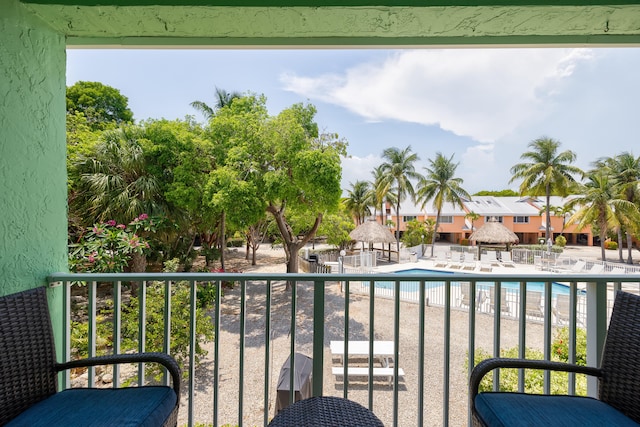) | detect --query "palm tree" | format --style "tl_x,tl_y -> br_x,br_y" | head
510,137 -> 582,242
190,87 -> 241,120
566,171 -> 635,261
595,152 -> 640,264
370,165 -> 387,224
74,125 -> 163,225
417,152 -> 471,257
344,181 -> 372,225
379,146 -> 421,254
465,211 -> 480,236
